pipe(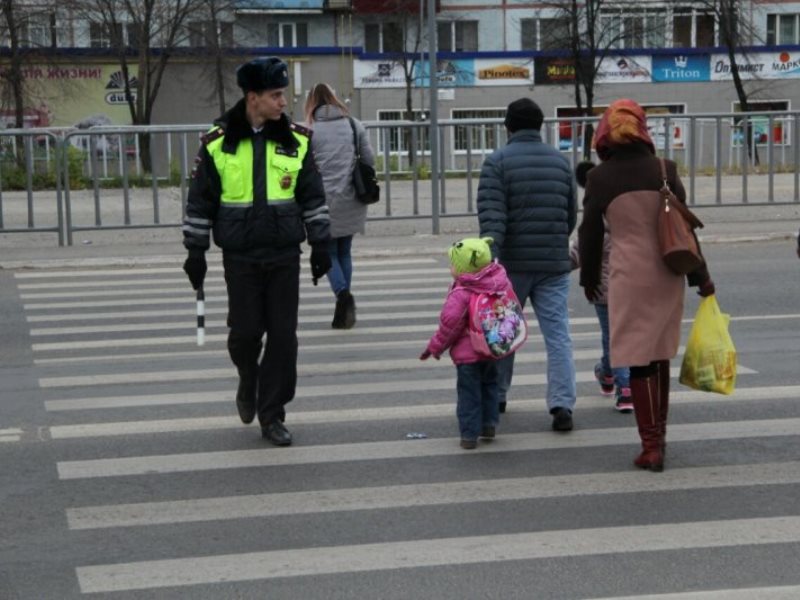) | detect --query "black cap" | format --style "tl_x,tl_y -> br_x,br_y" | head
504,97 -> 544,133
236,57 -> 289,93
